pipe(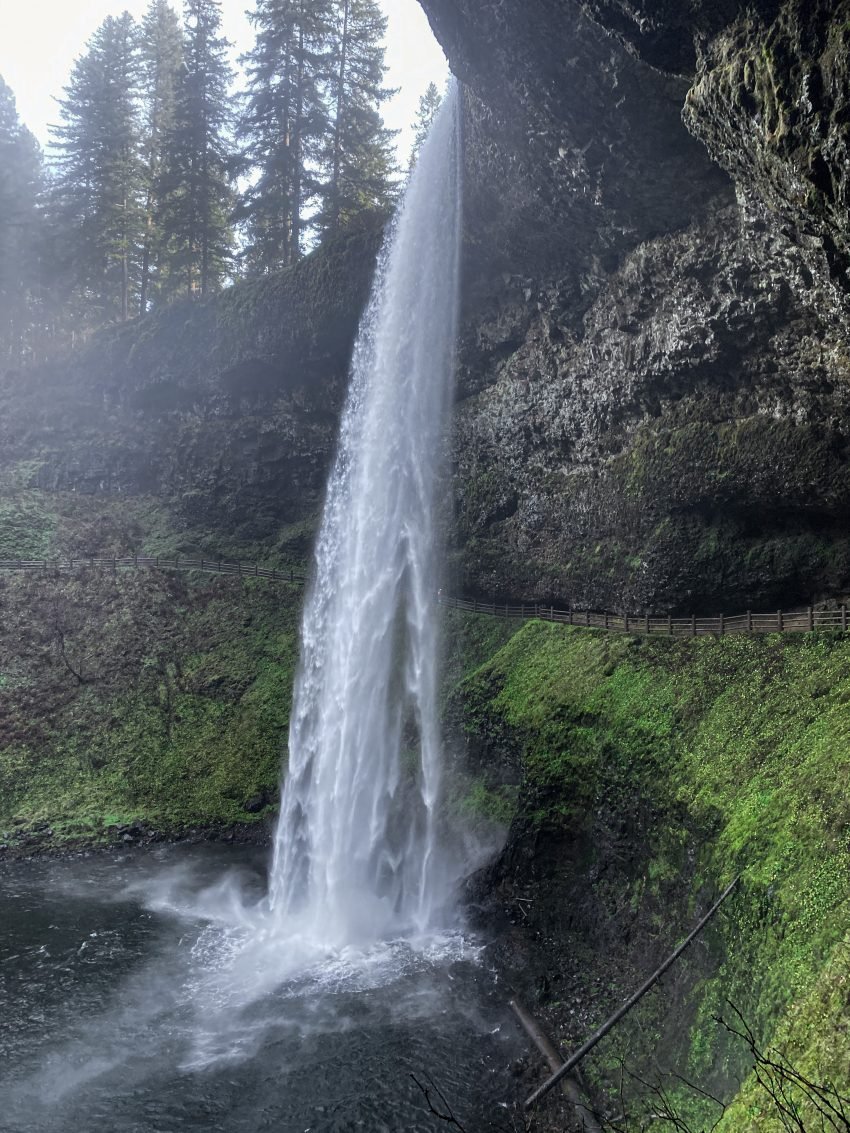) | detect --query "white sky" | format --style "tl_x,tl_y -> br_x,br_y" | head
0,0 -> 448,162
